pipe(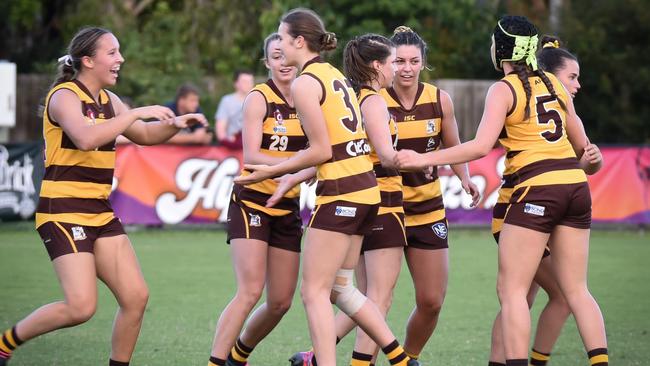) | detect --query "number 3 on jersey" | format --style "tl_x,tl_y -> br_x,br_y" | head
269,135 -> 288,151
536,94 -> 563,143
332,79 -> 361,133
